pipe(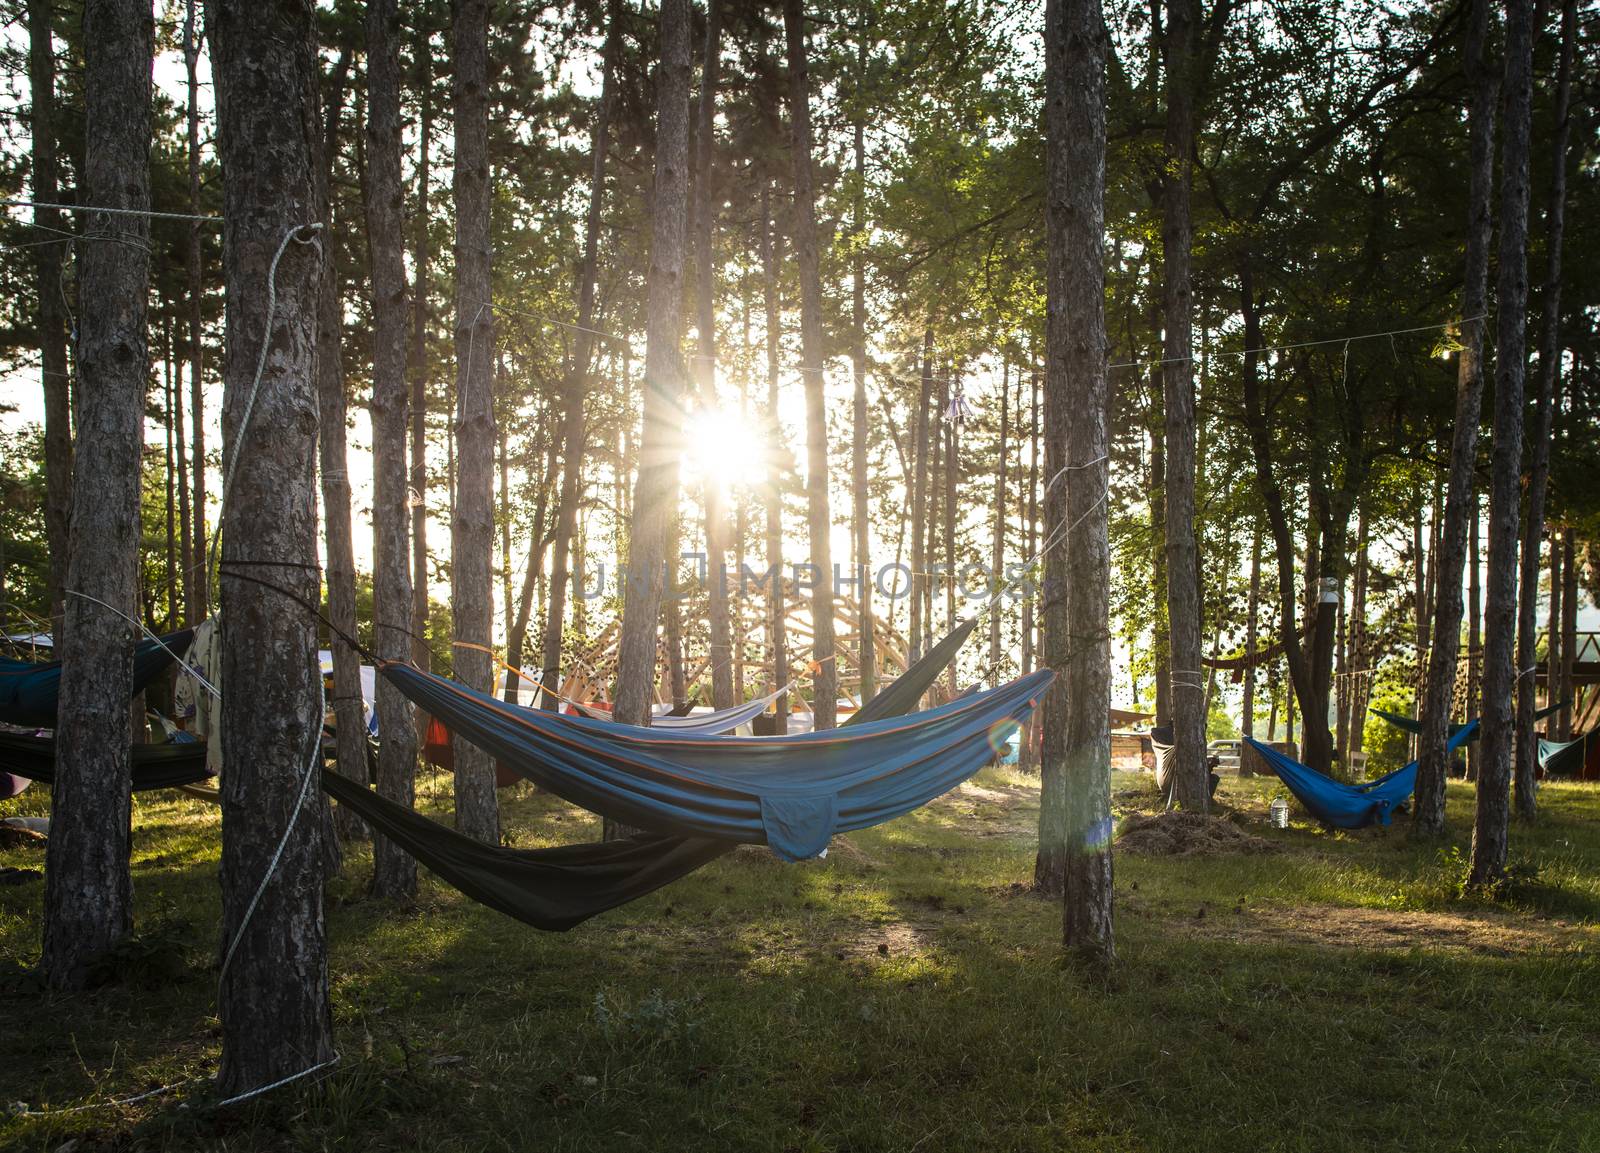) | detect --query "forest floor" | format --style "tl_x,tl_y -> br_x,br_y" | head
1,761 -> 1597,1151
